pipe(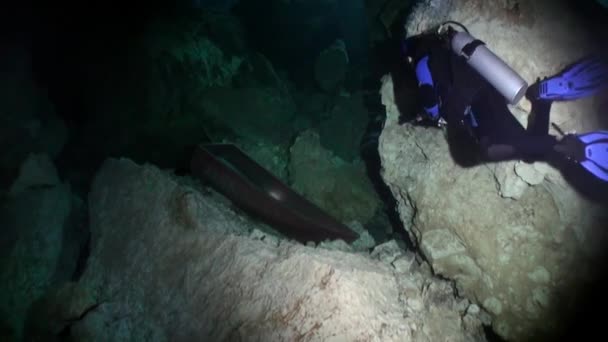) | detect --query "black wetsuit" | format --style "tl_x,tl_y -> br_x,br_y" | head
406,32 -> 559,162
